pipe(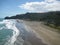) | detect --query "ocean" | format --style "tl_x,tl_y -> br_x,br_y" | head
0,18 -> 41,45
0,18 -> 20,45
